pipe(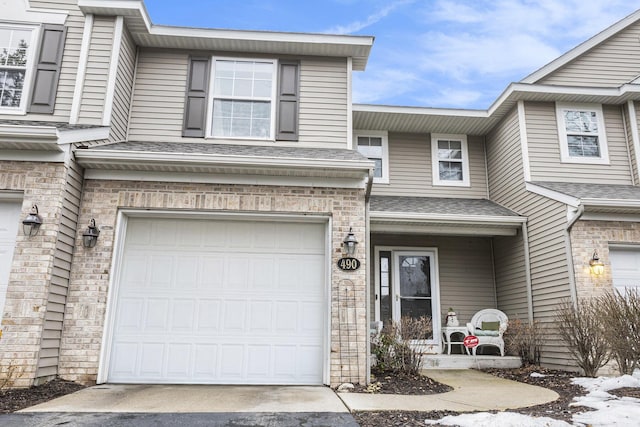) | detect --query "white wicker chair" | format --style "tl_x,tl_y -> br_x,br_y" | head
466,309 -> 508,356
